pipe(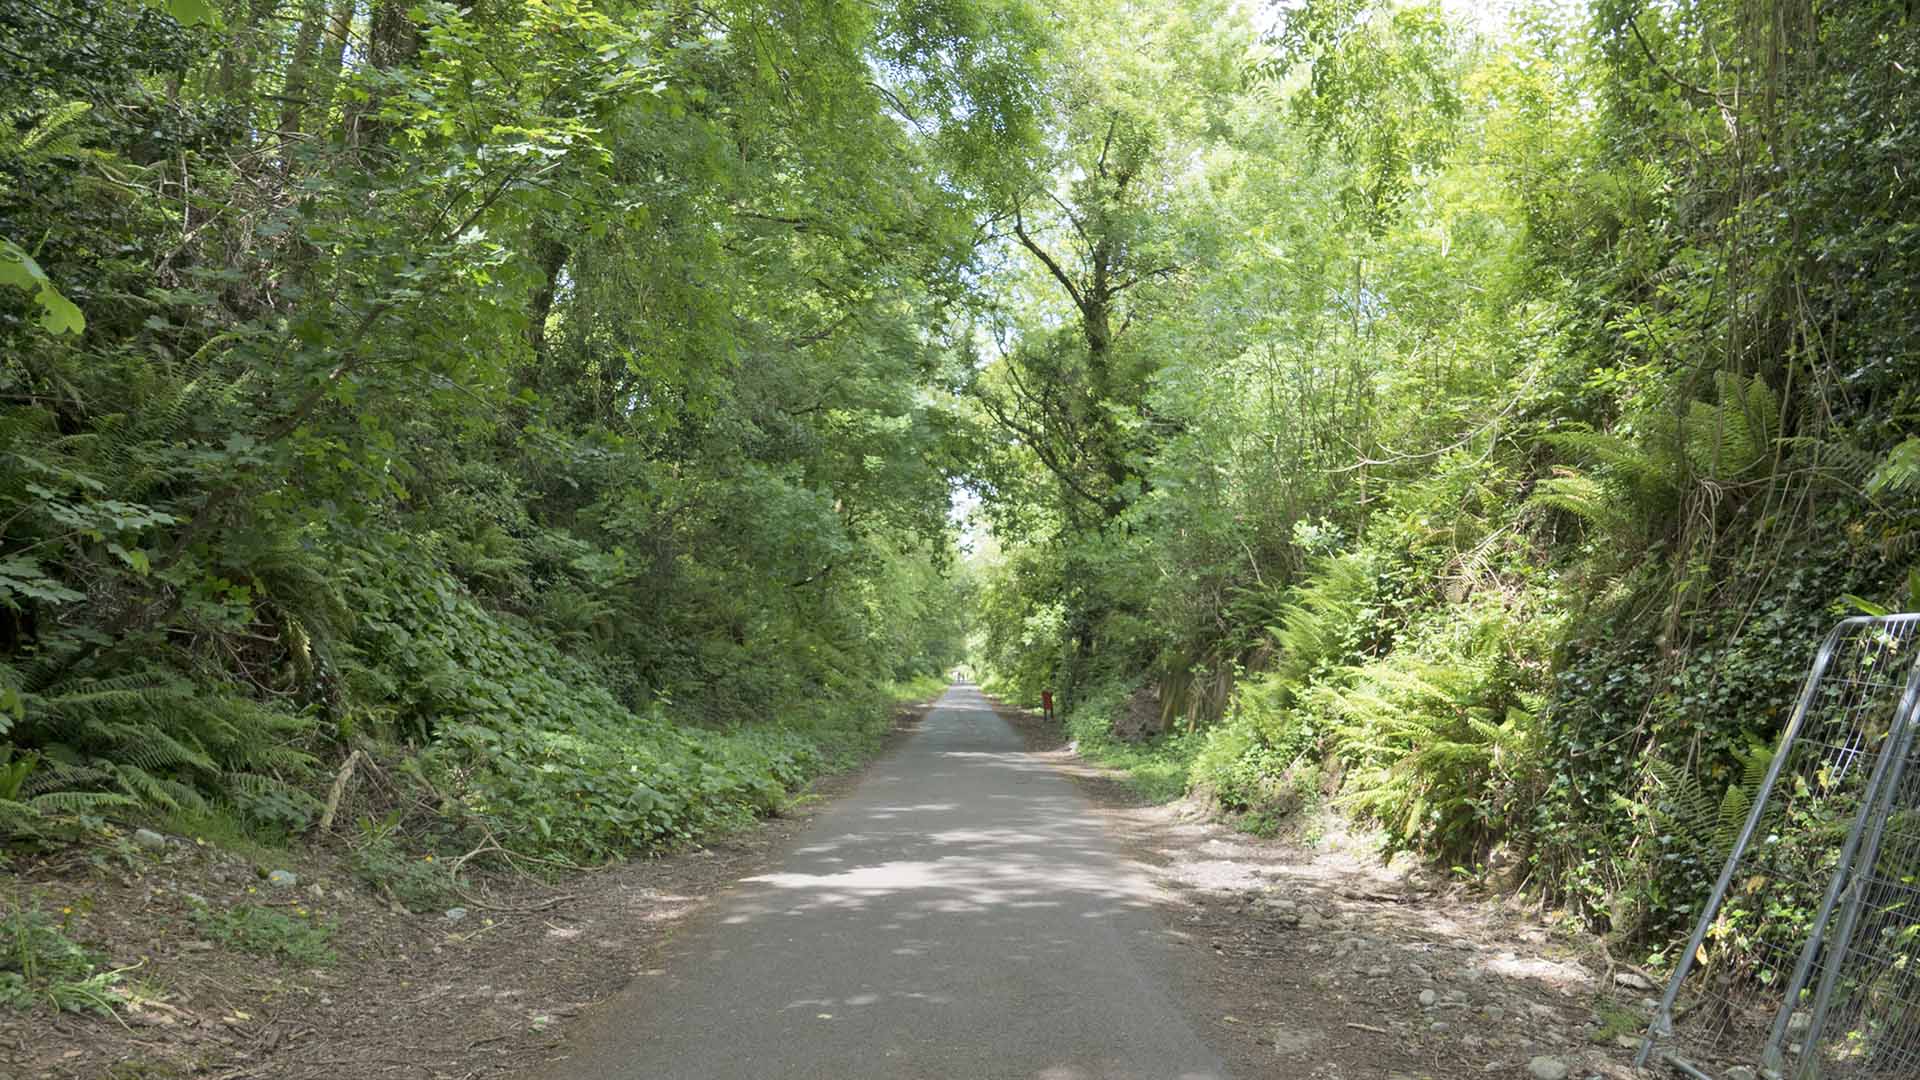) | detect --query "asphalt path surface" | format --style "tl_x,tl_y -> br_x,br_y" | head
529,681 -> 1229,1080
